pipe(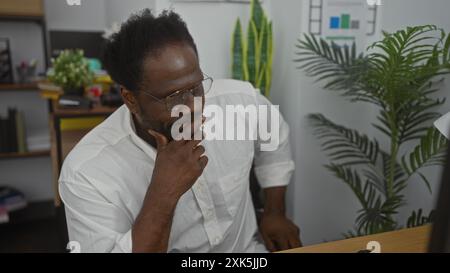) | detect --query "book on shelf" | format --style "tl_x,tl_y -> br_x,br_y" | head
0,186 -> 28,224
0,107 -> 28,154
16,111 -> 27,153
0,204 -> 8,224
8,108 -> 18,152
